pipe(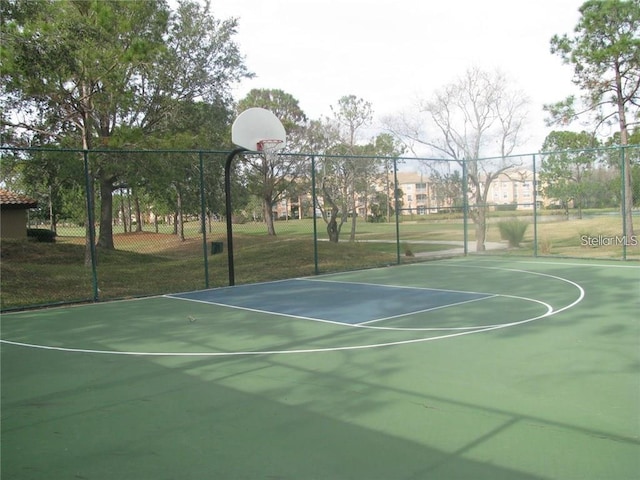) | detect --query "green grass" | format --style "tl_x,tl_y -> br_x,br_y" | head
4,212 -> 638,310
0,230 -> 456,310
